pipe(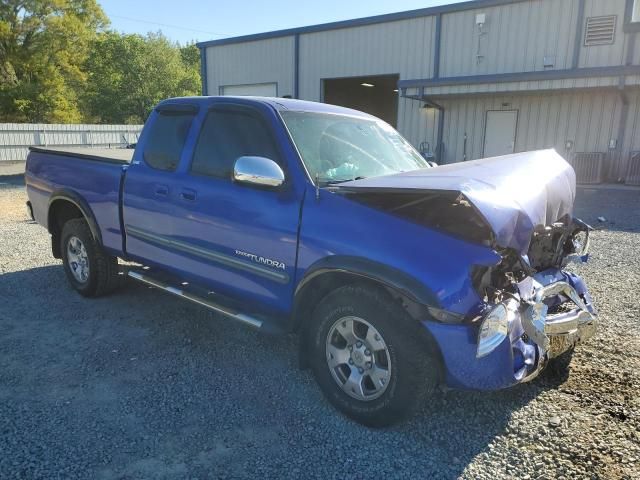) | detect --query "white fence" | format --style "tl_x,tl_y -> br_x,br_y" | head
0,123 -> 143,162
